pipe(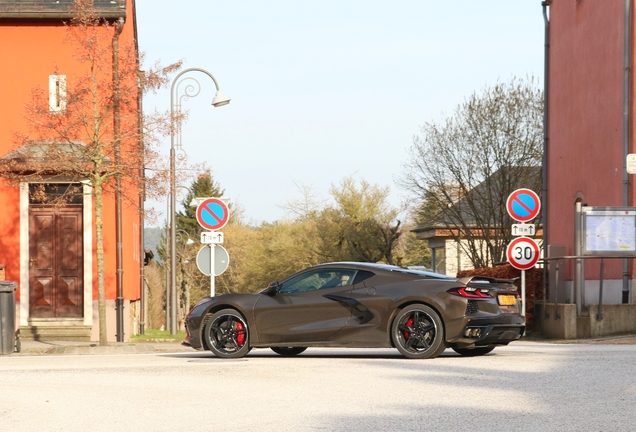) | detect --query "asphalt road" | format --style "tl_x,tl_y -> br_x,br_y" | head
1,342 -> 635,431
